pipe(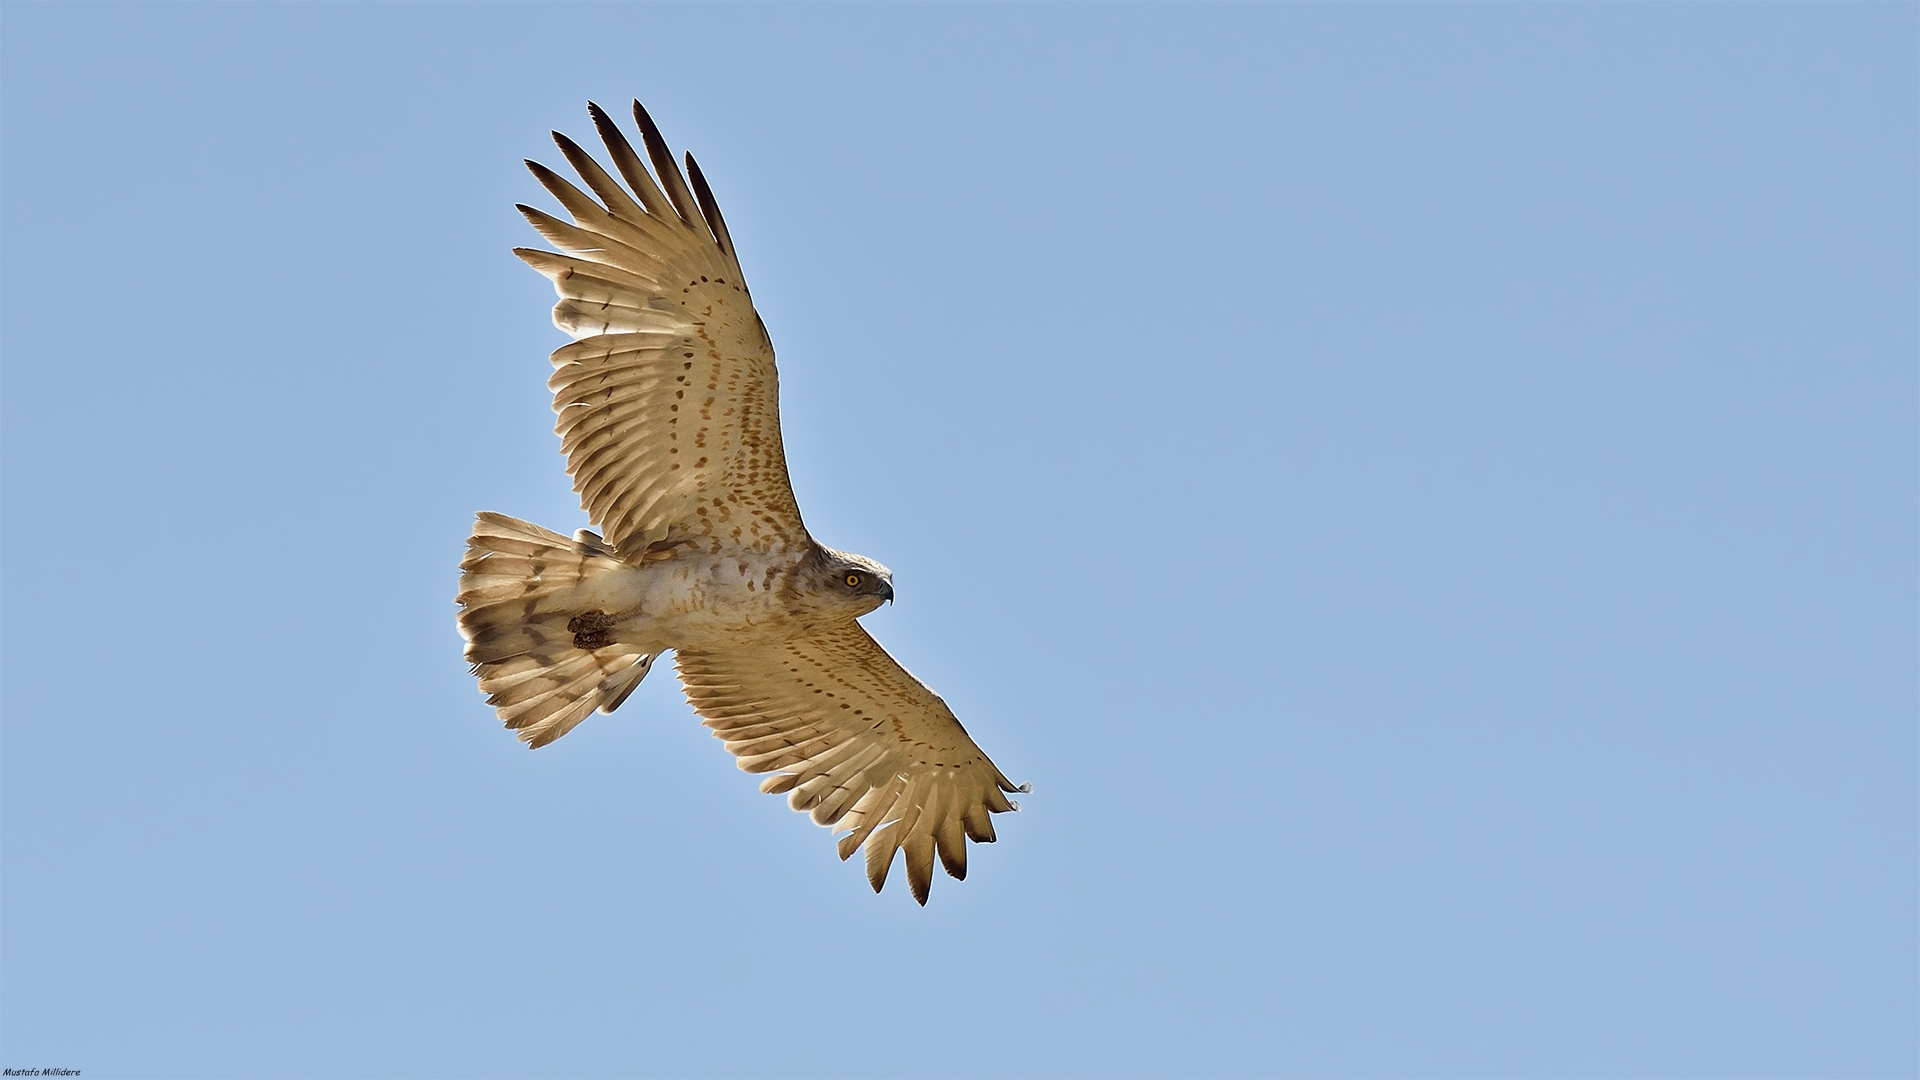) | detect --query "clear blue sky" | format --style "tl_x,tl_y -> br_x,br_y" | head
2,4 -> 1914,1078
